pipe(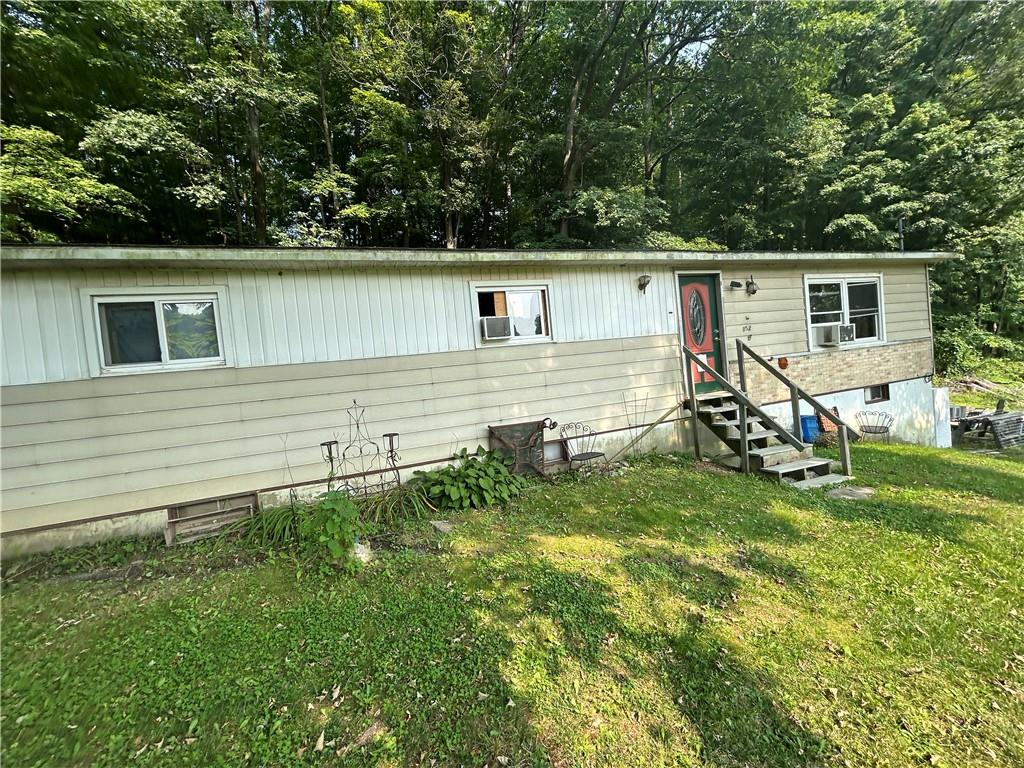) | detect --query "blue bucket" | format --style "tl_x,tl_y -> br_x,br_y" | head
800,415 -> 820,443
